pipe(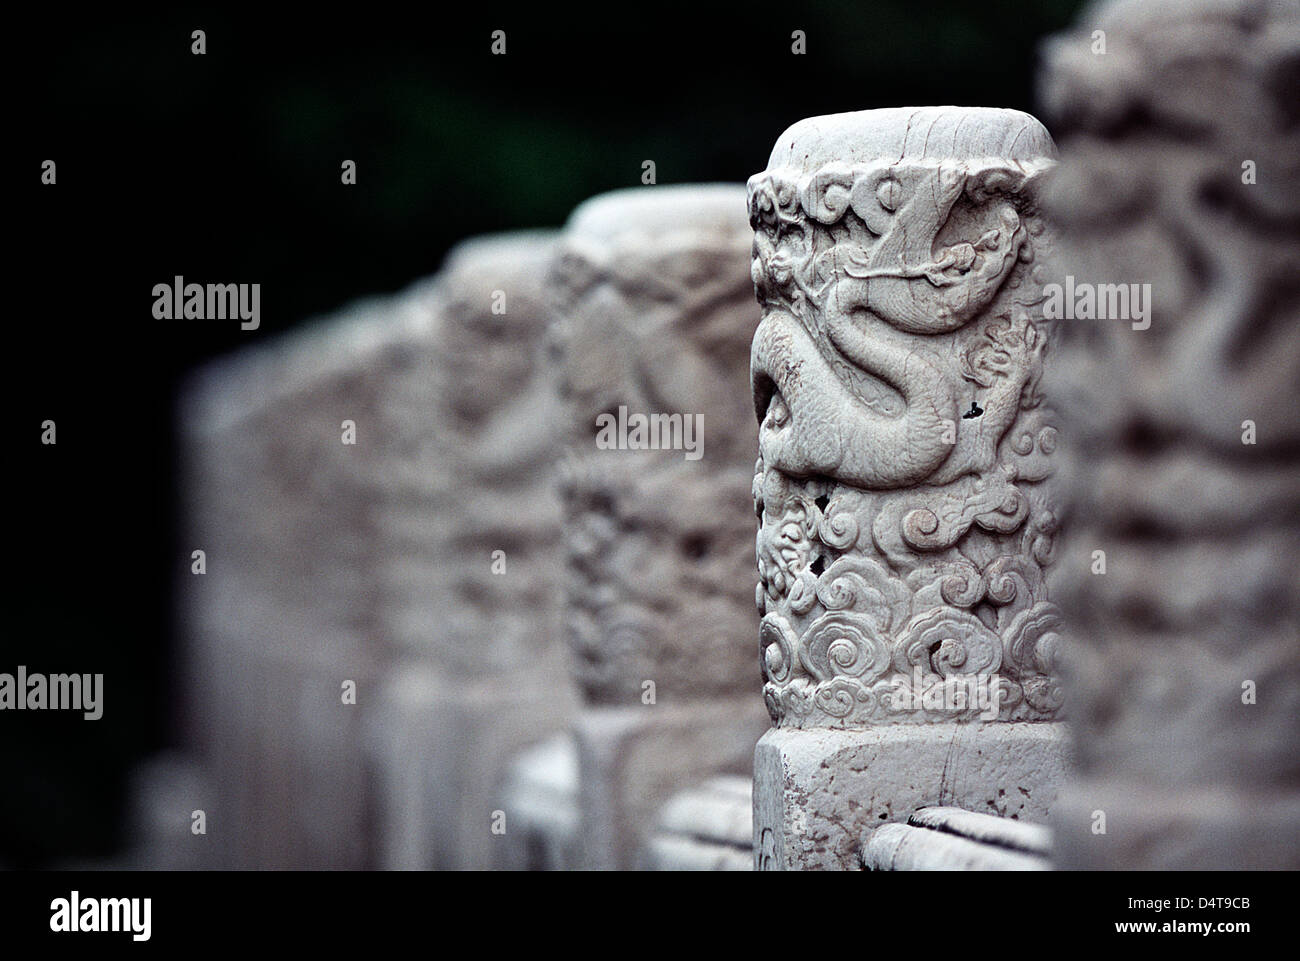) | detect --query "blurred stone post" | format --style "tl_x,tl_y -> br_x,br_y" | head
550,186 -> 770,870
1040,0 -> 1300,869
179,281 -> 440,868
364,232 -> 579,870
179,231 -> 576,869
